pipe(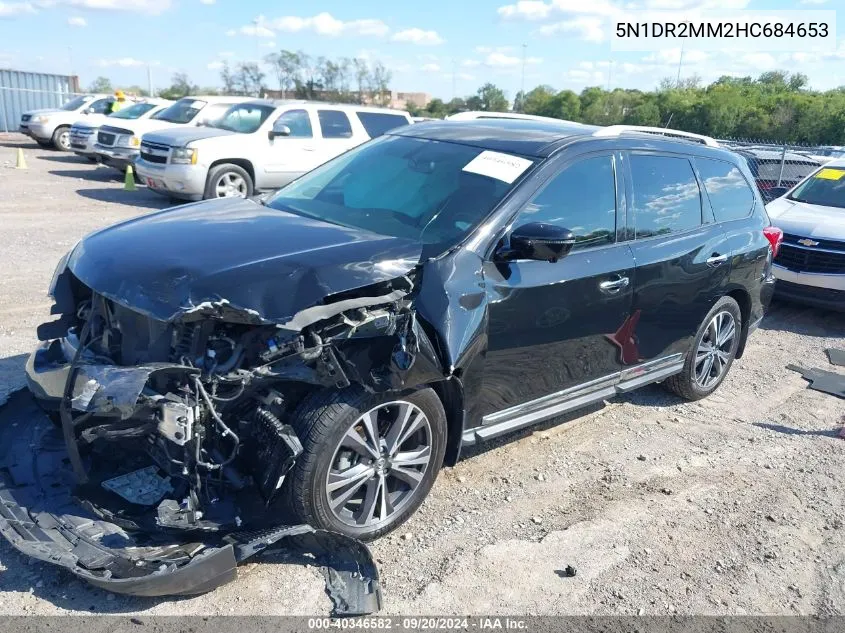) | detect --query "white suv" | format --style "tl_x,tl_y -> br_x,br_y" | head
69,99 -> 172,160
134,101 -> 412,200
93,95 -> 246,172
20,94 -> 114,150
